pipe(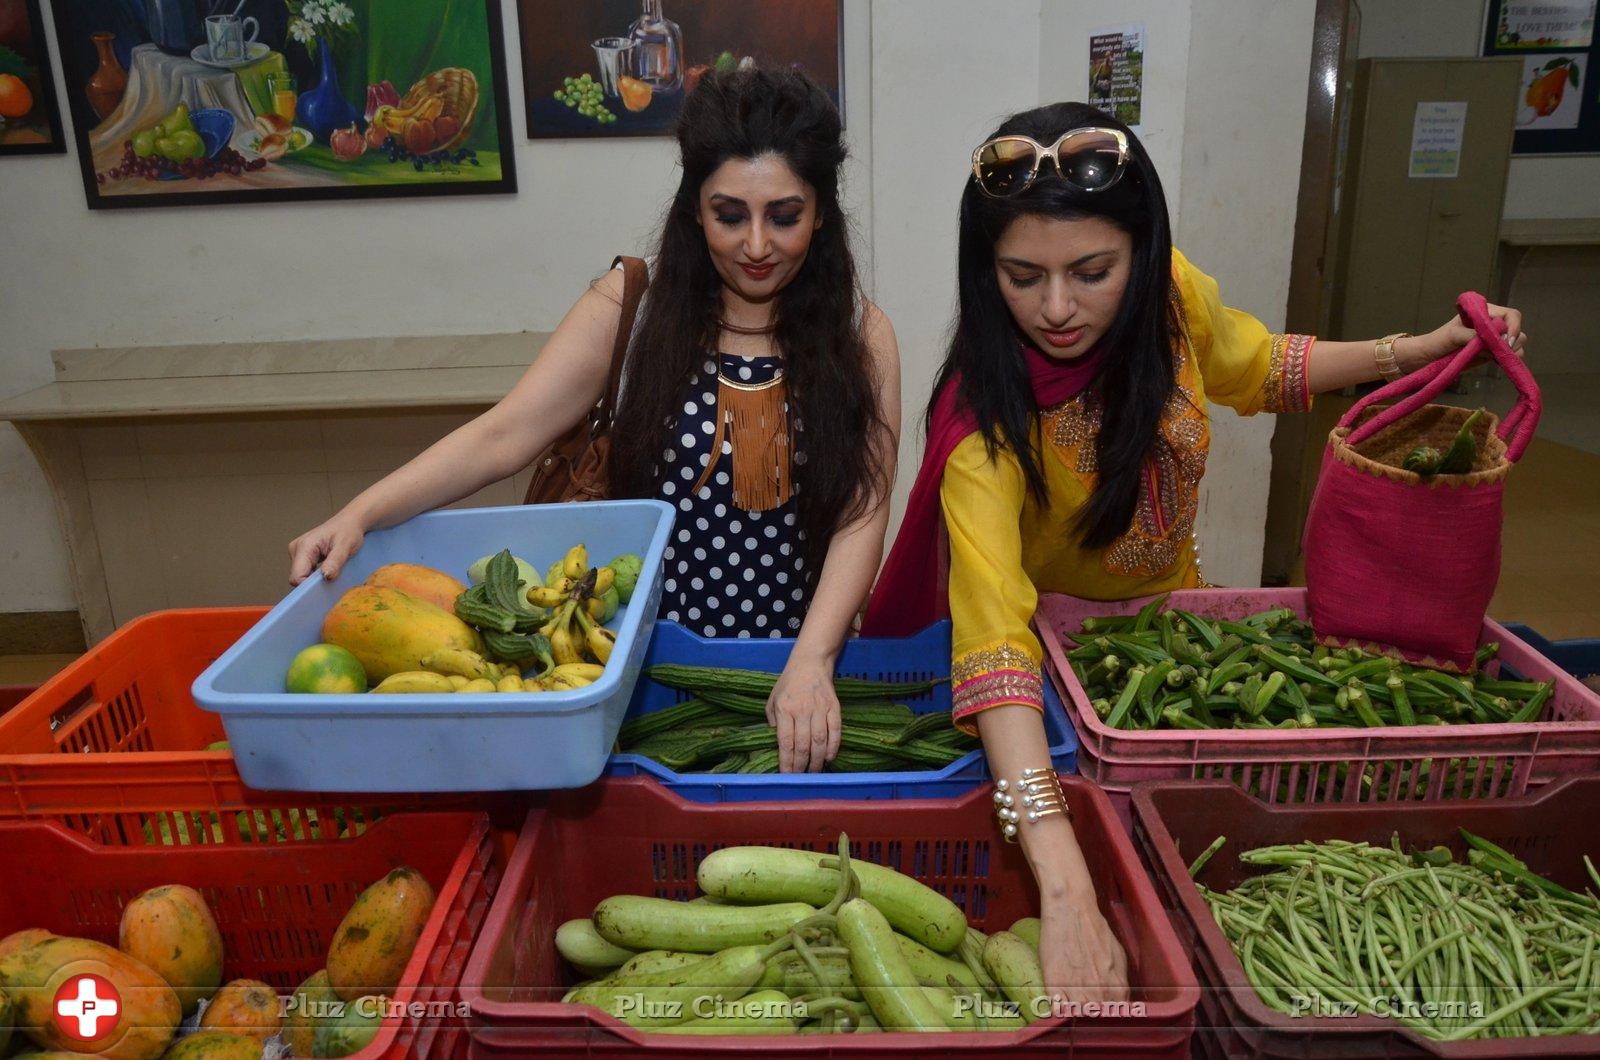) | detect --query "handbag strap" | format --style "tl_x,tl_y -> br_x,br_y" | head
593,255 -> 650,432
1340,292 -> 1541,462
